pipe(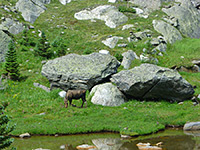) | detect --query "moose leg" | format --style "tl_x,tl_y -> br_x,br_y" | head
81,96 -> 86,108
64,98 -> 68,108
69,99 -> 76,107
